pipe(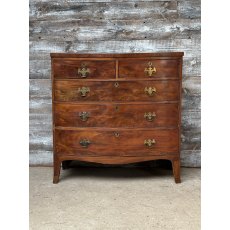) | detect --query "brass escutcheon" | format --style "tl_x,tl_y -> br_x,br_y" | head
78,63 -> 90,78
114,132 -> 120,137
144,139 -> 156,148
79,112 -> 90,121
80,139 -> 91,148
144,87 -> 157,96
144,62 -> 156,77
114,82 -> 119,88
78,86 -> 90,97
144,112 -> 156,122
